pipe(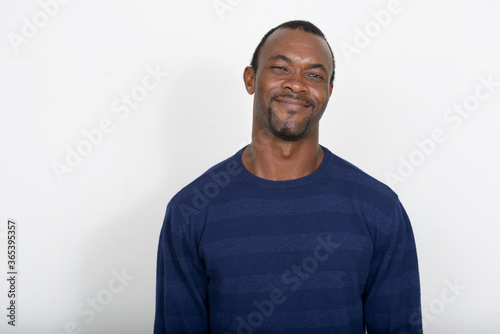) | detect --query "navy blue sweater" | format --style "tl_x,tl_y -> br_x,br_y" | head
155,146 -> 422,333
